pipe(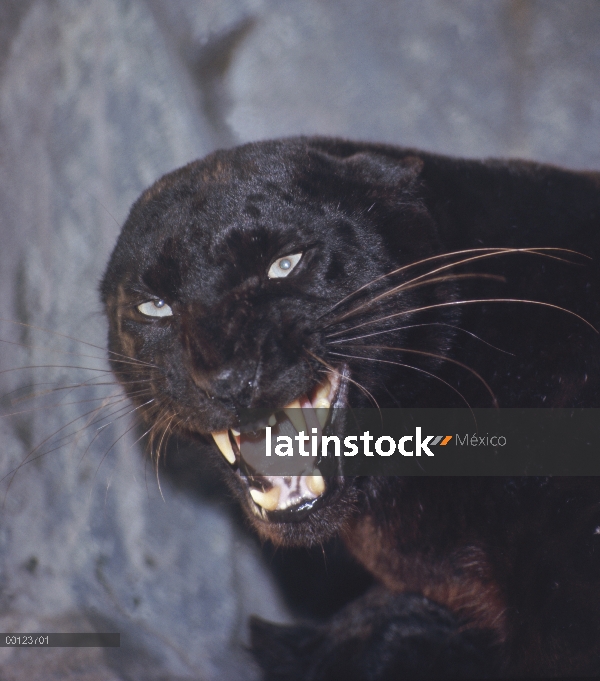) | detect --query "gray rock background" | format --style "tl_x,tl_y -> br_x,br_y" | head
0,0 -> 598,679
